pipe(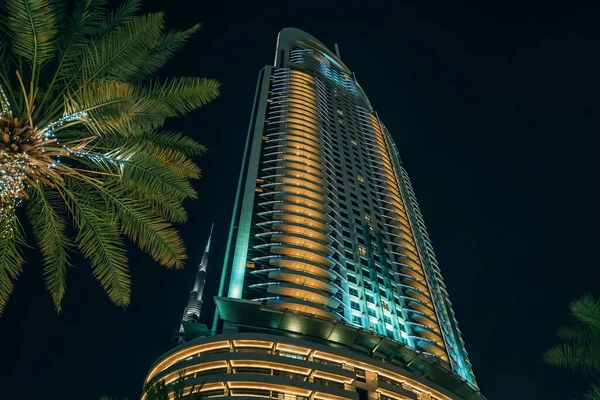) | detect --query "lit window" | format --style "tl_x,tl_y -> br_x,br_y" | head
337,109 -> 344,116
359,246 -> 367,256
369,225 -> 375,232
255,187 -> 264,193
357,175 -> 364,183
365,215 -> 372,222
351,139 -> 357,146
338,118 -> 344,125
382,301 -> 389,311
245,262 -> 255,269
